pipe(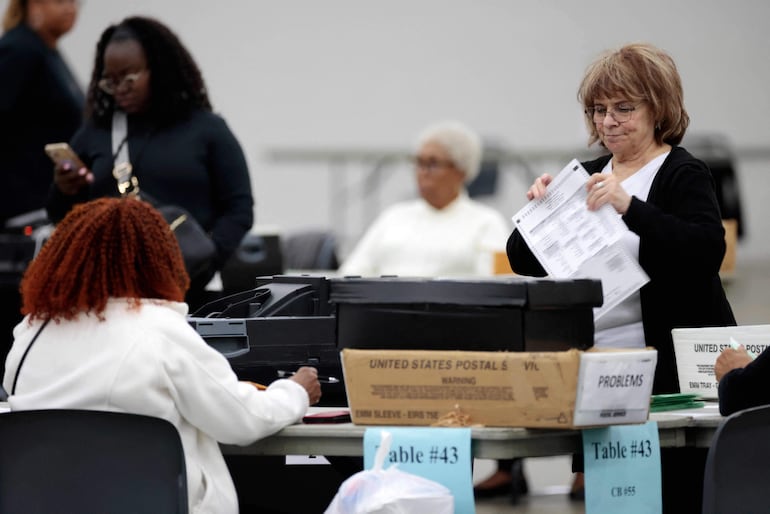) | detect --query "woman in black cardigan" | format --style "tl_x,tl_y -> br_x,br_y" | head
507,44 -> 735,395
506,43 -> 735,512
